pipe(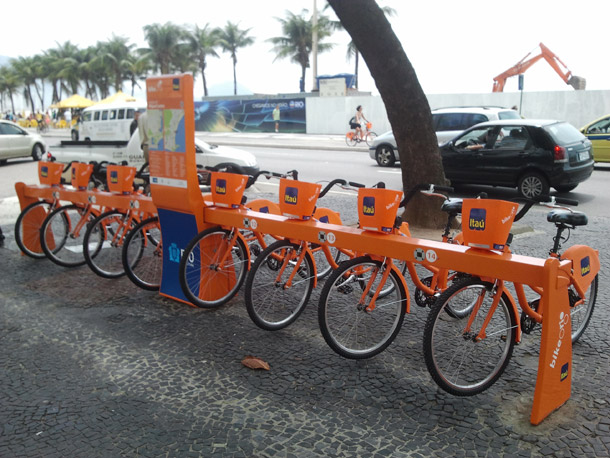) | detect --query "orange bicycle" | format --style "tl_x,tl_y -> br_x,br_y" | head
423,196 -> 599,396
345,122 -> 377,147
